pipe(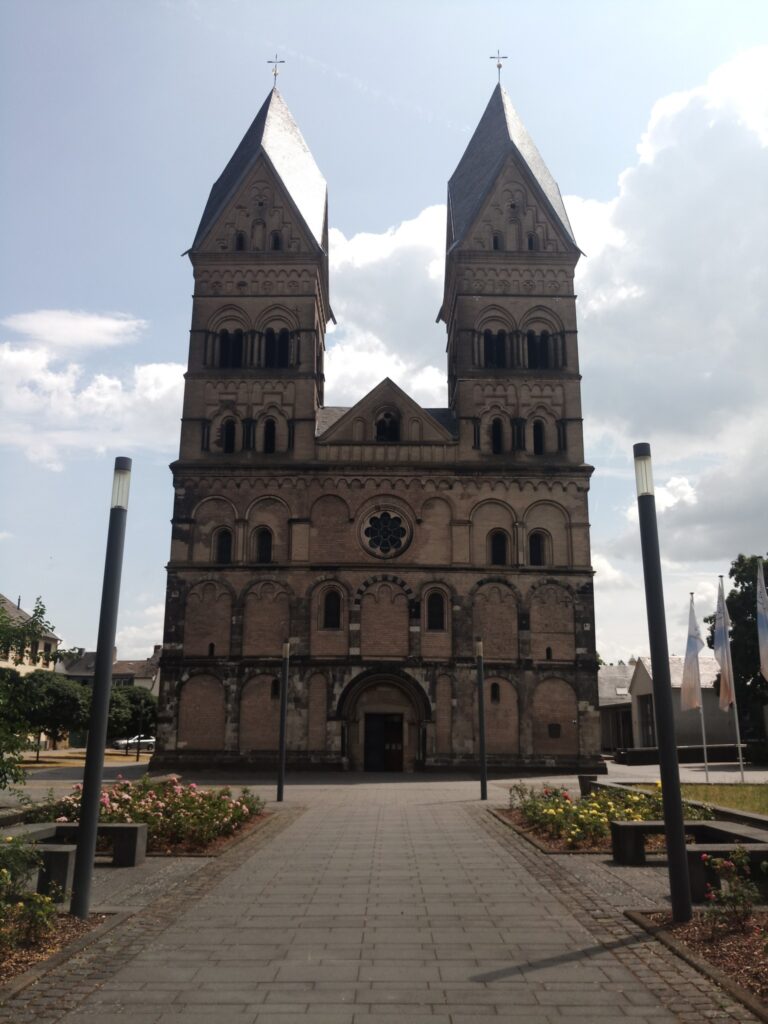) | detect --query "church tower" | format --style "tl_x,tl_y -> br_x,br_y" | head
156,83 -> 601,774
